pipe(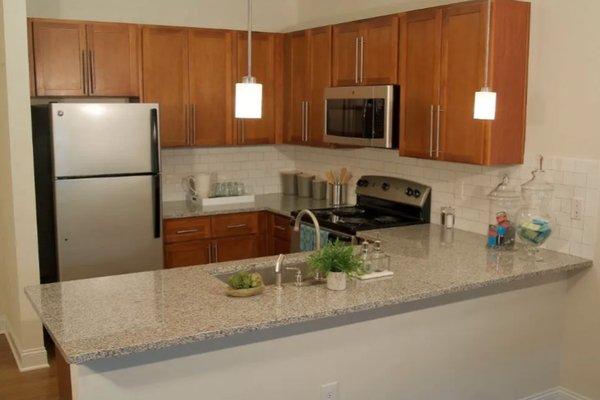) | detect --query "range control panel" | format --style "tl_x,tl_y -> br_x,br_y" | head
355,175 -> 431,208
